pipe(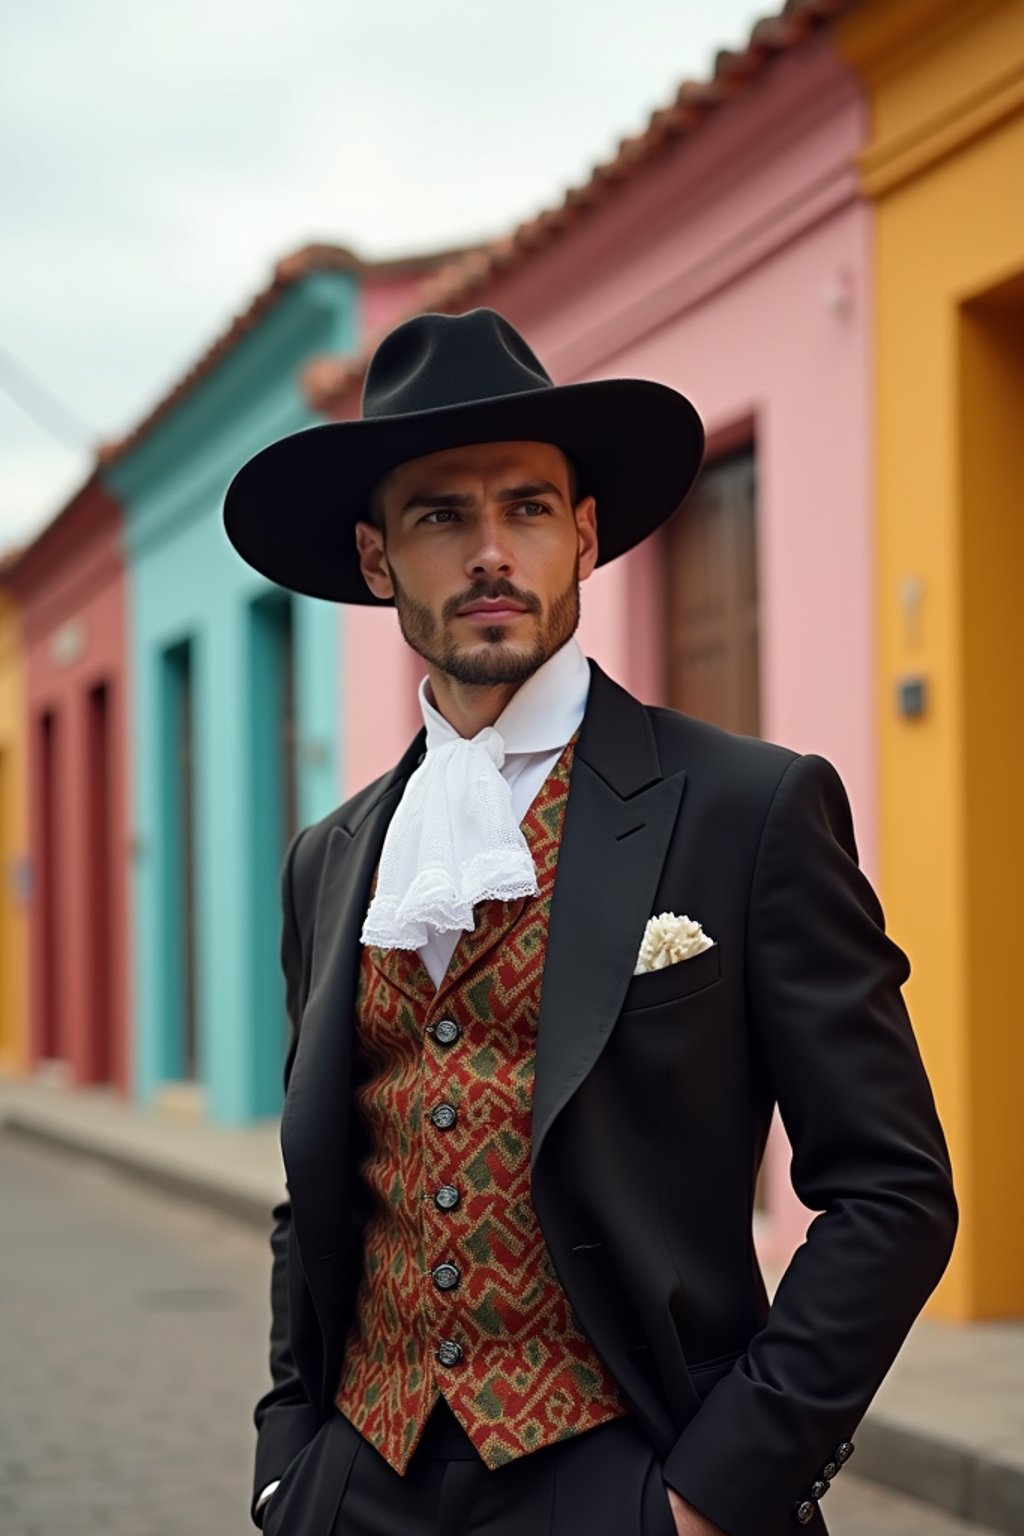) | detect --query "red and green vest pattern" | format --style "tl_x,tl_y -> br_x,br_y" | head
335,732 -> 628,1471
